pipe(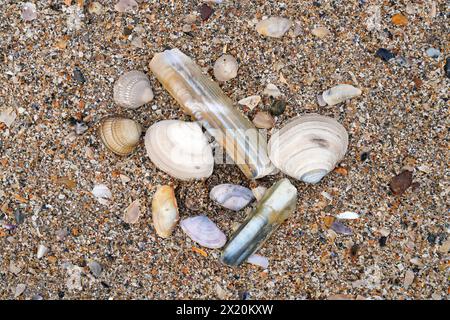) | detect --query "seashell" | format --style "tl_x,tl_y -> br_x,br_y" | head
180,215 -> 227,249
311,26 -> 331,38
152,185 -> 179,238
247,253 -> 269,269
256,17 -> 292,38
114,0 -> 138,13
123,199 -> 140,224
92,184 -> 112,205
251,186 -> 267,202
213,54 -> 238,82
221,178 -> 297,266
113,71 -> 153,109
263,83 -> 281,97
268,114 -> 348,184
98,117 -> 142,156
318,84 -> 362,106
238,95 -> 261,110
88,2 -> 104,15
330,221 -> 353,235
252,111 -> 274,129
0,107 -> 17,127
335,211 -> 360,220
210,184 -> 254,211
37,245 -> 48,259
144,120 -> 214,180
149,48 -> 275,179
22,2 -> 37,22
